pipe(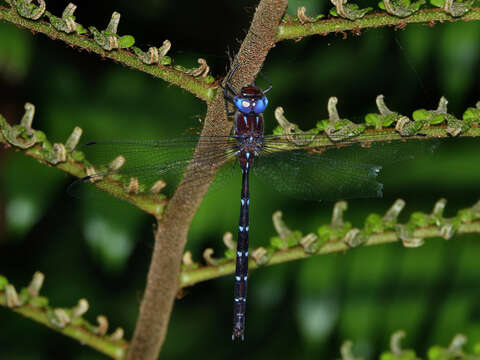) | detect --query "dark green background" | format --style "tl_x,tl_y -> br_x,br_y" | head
0,0 -> 479,359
